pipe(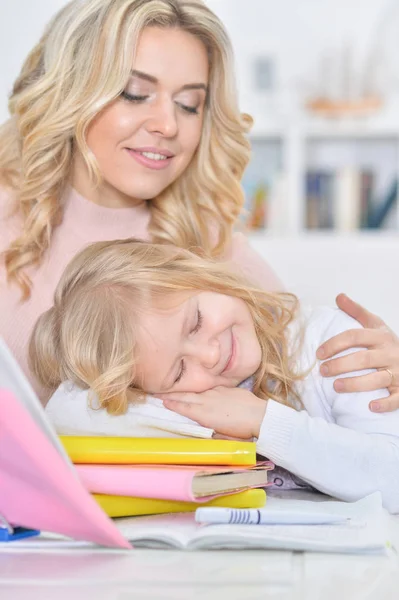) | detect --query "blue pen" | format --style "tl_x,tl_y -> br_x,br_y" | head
195,507 -> 347,526
0,515 -> 40,542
